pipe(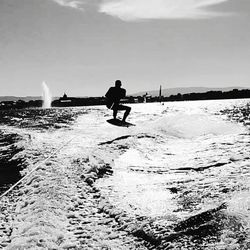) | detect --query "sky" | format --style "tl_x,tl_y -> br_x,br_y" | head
0,0 -> 250,97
